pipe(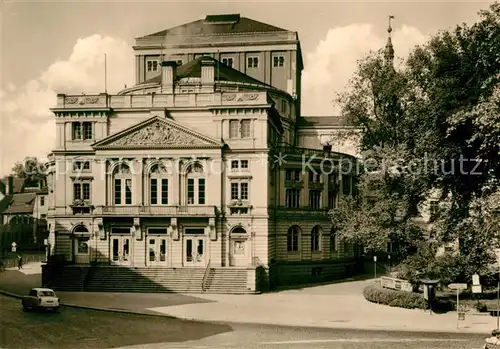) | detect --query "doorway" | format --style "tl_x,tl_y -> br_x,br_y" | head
147,237 -> 168,266
111,236 -> 130,265
183,228 -> 206,266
